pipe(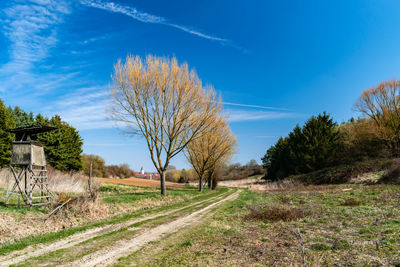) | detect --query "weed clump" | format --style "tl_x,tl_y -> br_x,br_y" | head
331,239 -> 350,250
311,243 -> 330,251
342,198 -> 361,206
245,205 -> 305,222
